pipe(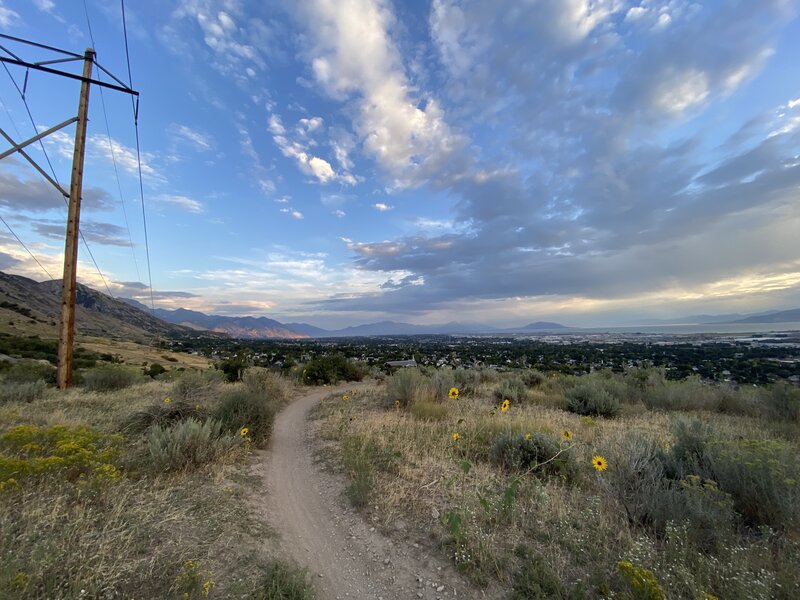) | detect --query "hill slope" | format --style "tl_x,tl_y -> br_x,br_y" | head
0,271 -> 199,342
